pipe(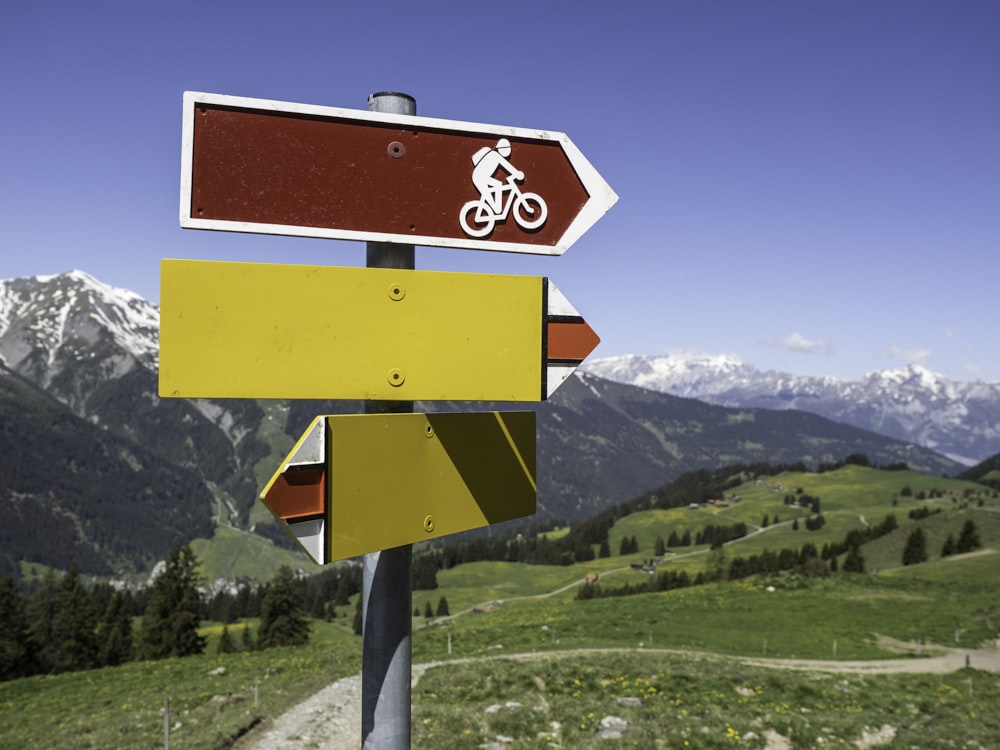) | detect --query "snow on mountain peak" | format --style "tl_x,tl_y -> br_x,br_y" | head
580,352 -> 1000,465
585,350 -> 753,398
0,270 -> 159,375
865,364 -> 952,399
